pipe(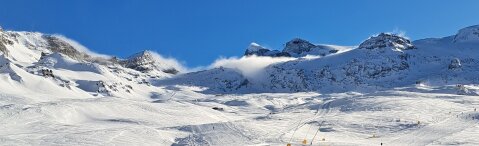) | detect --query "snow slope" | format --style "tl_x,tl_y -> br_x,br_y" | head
1,25 -> 479,146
